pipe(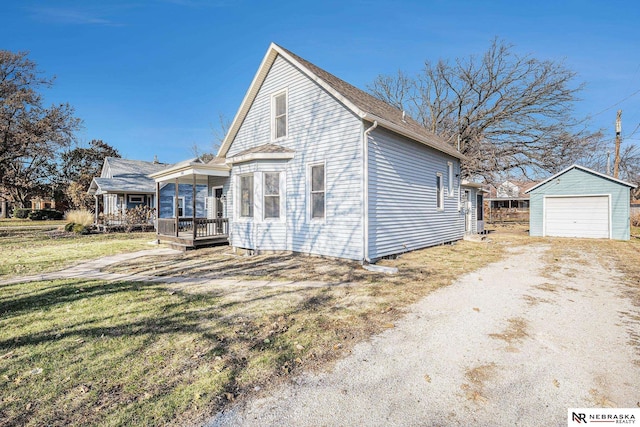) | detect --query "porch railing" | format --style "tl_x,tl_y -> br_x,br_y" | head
157,217 -> 229,238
